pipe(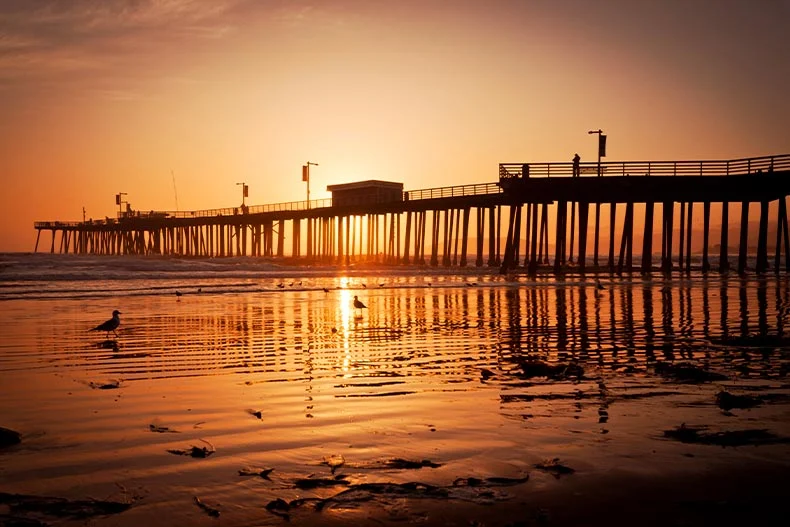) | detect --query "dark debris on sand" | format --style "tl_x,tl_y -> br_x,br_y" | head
516,361 -> 584,381
295,474 -> 350,490
88,380 -> 122,390
264,475 -> 532,520
653,362 -> 728,383
342,458 -> 443,471
193,496 -> 220,518
238,467 -> 274,478
663,424 -> 790,447
532,458 -> 576,478
710,334 -> 790,348
715,390 -> 762,411
0,426 -> 21,448
149,424 -> 180,433
167,442 -> 215,458
0,492 -> 131,523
